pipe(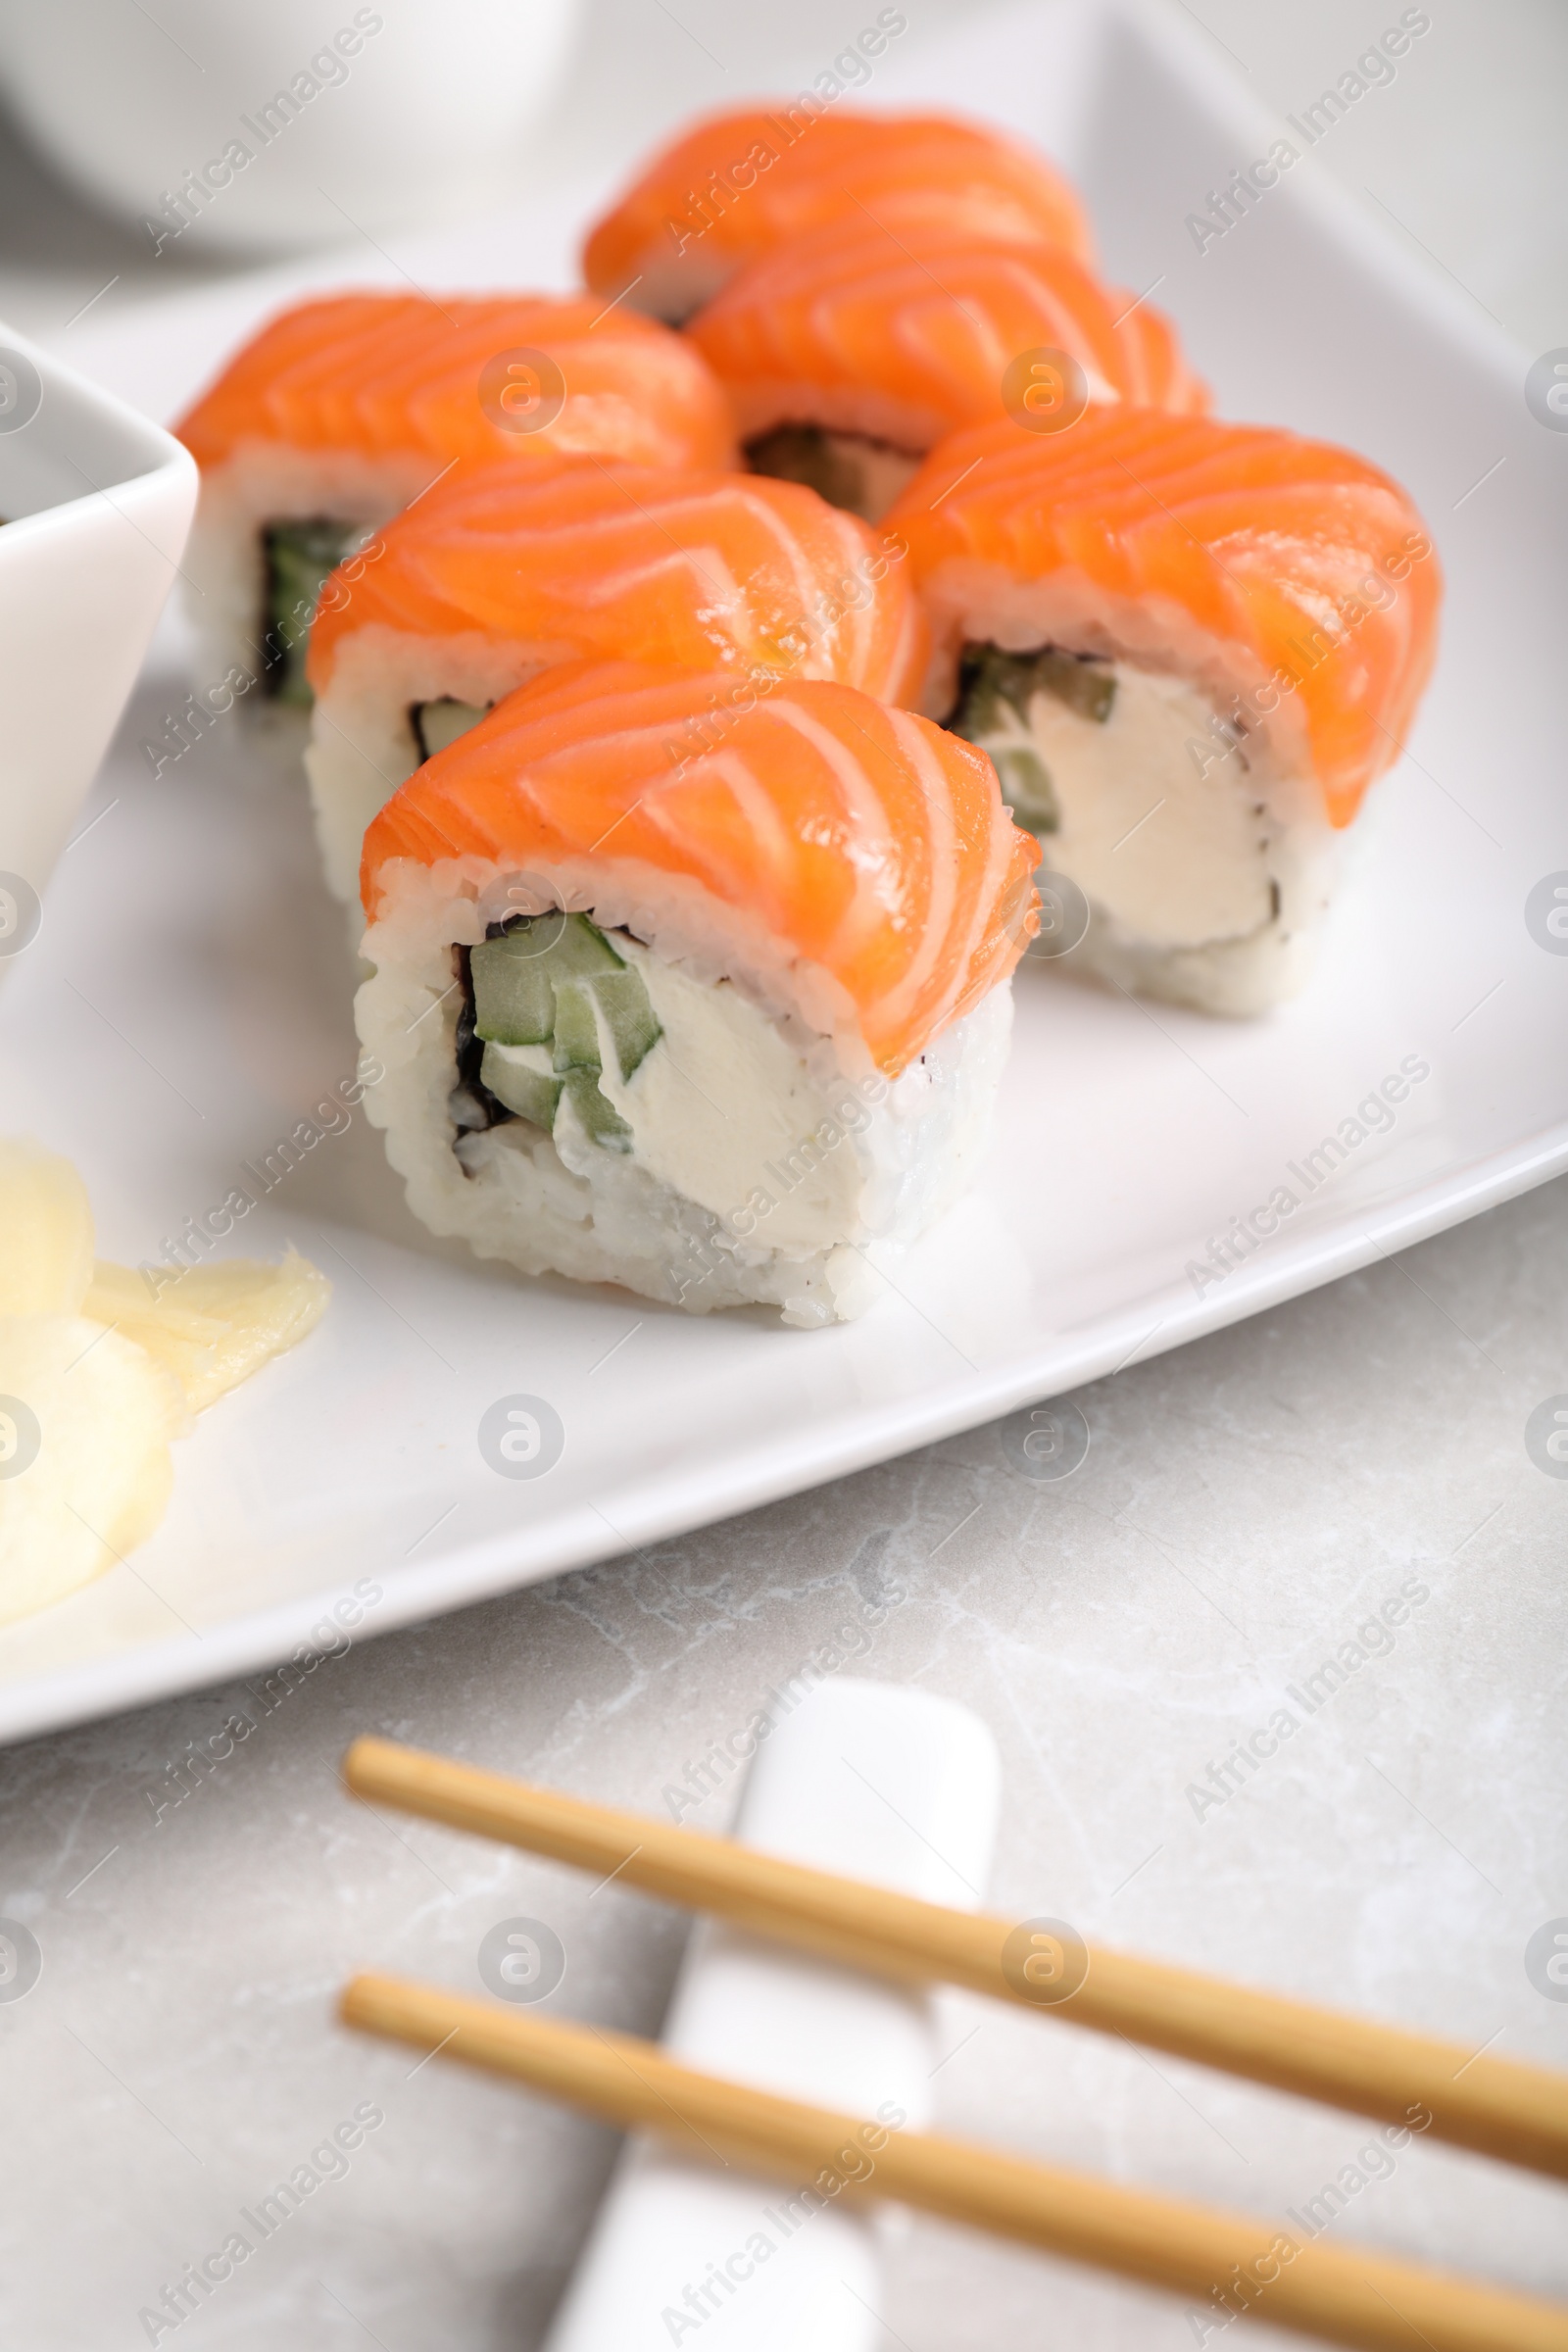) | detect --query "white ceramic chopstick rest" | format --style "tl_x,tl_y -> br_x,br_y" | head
541,1676 -> 1002,2352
